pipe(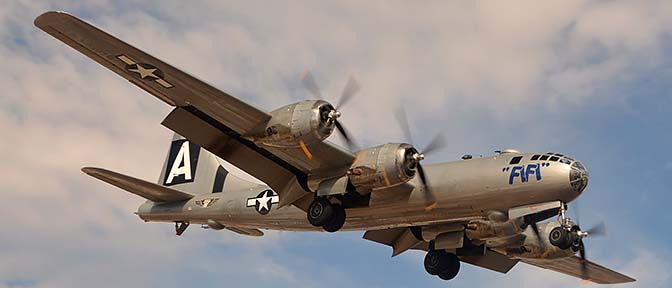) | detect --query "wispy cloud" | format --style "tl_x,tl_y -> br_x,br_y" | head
1,1 -> 670,287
